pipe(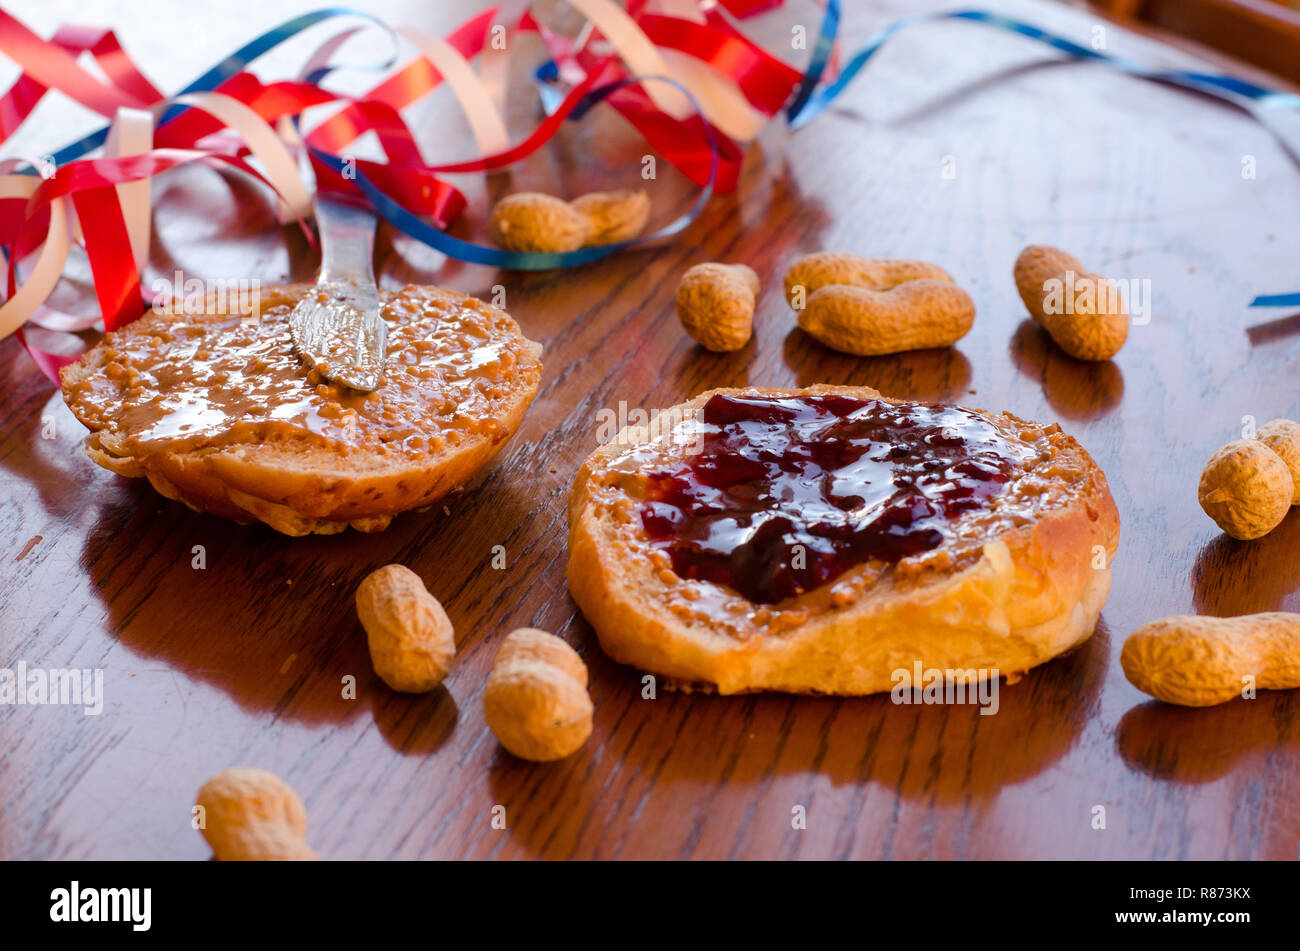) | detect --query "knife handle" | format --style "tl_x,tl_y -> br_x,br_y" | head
316,194 -> 377,286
